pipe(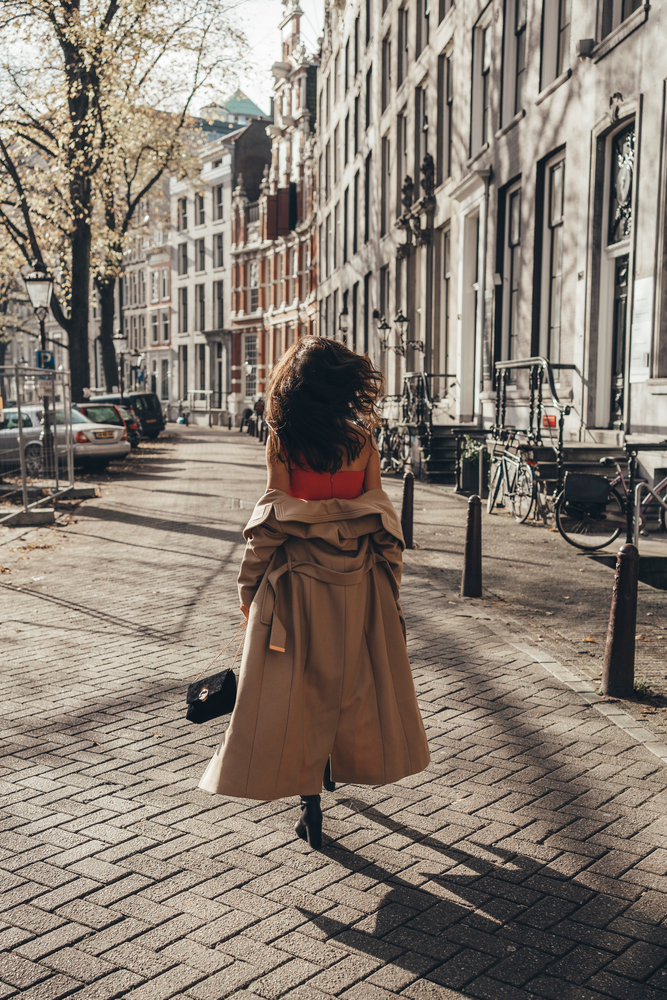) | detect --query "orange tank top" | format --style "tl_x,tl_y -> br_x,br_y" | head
289,466 -> 365,501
